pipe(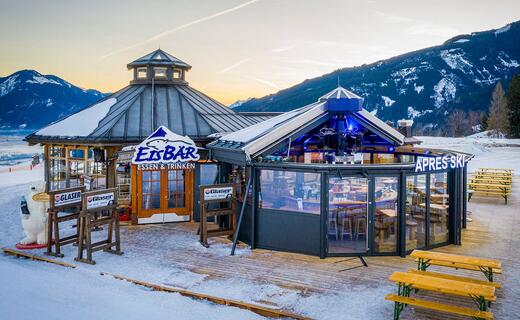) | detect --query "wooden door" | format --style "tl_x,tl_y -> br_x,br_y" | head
137,168 -> 194,223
